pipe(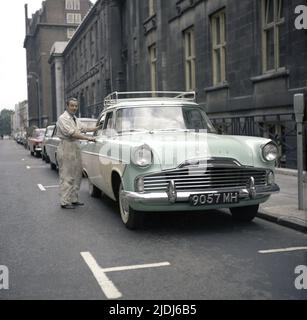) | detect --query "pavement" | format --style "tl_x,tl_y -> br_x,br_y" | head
258,169 -> 307,233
